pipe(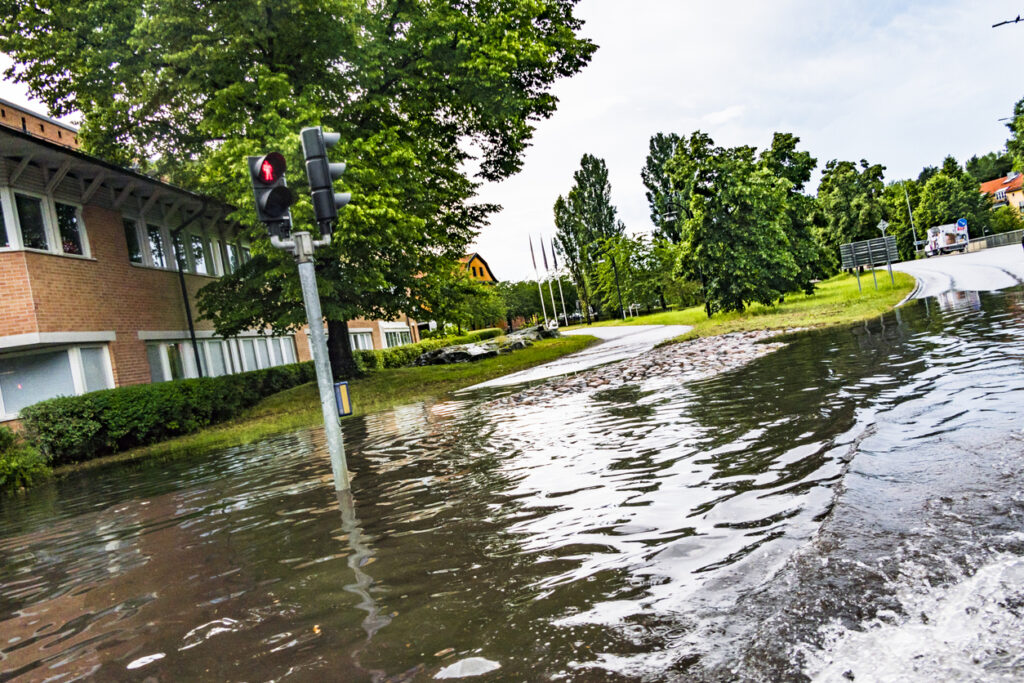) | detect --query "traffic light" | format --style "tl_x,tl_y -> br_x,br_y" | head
300,126 -> 350,235
247,152 -> 294,238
